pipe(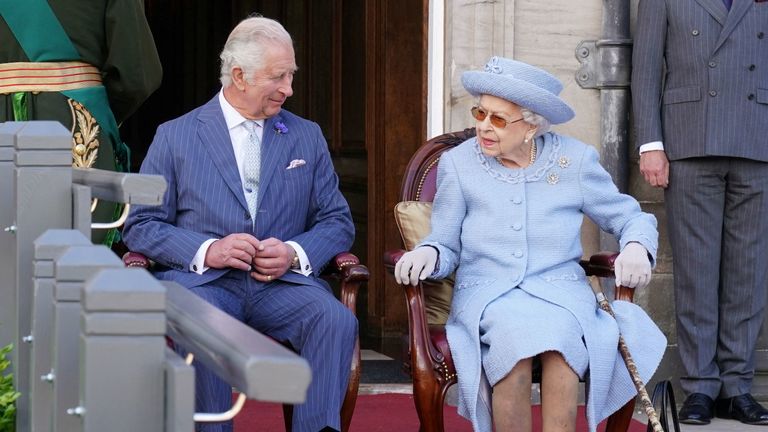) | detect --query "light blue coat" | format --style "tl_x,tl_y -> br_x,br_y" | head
419,132 -> 667,431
